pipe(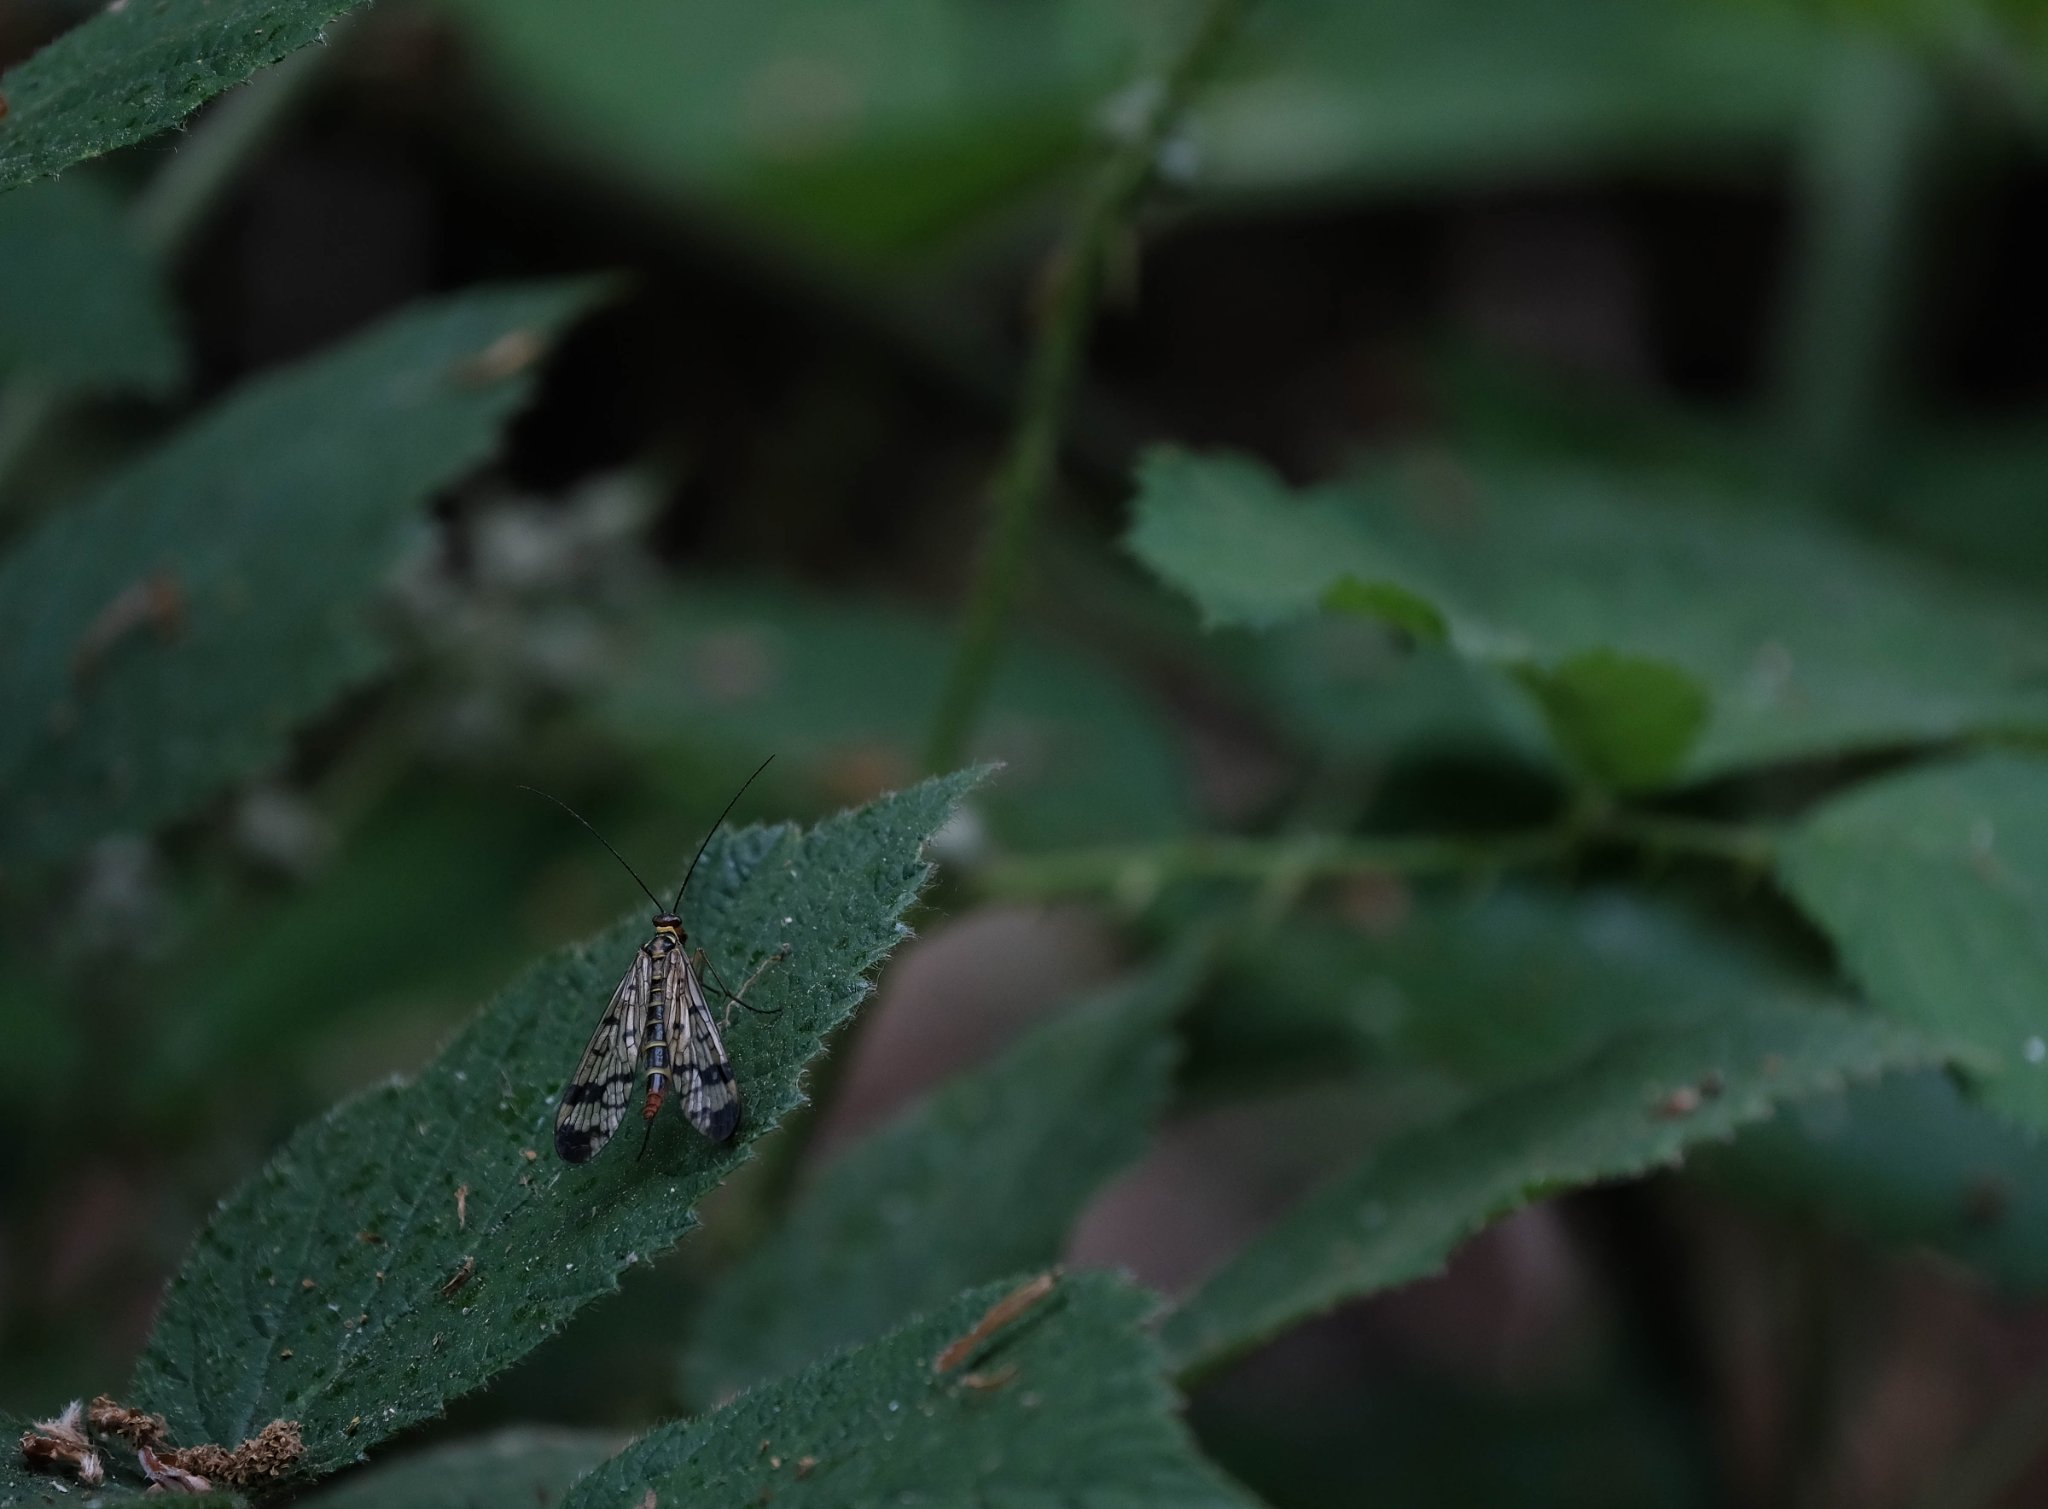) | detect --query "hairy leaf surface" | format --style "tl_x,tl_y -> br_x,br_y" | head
568,1274 -> 1257,1509
0,0 -> 367,188
130,771 -> 983,1476
683,954 -> 1196,1400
